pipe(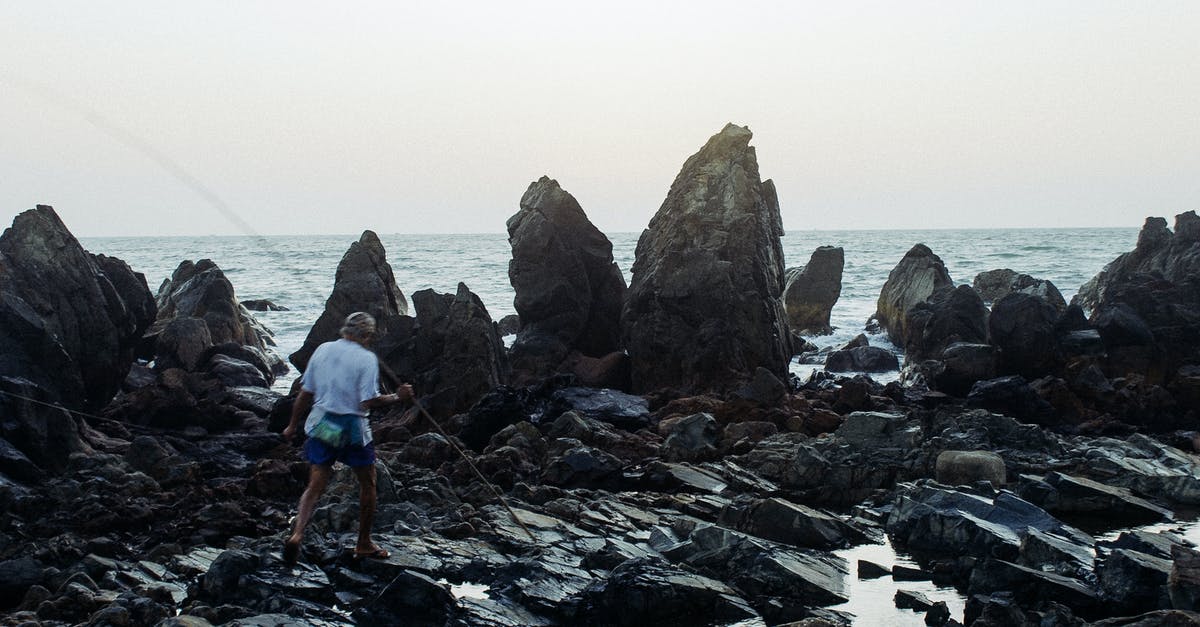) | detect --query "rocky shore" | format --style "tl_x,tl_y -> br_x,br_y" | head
1,124 -> 1199,626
